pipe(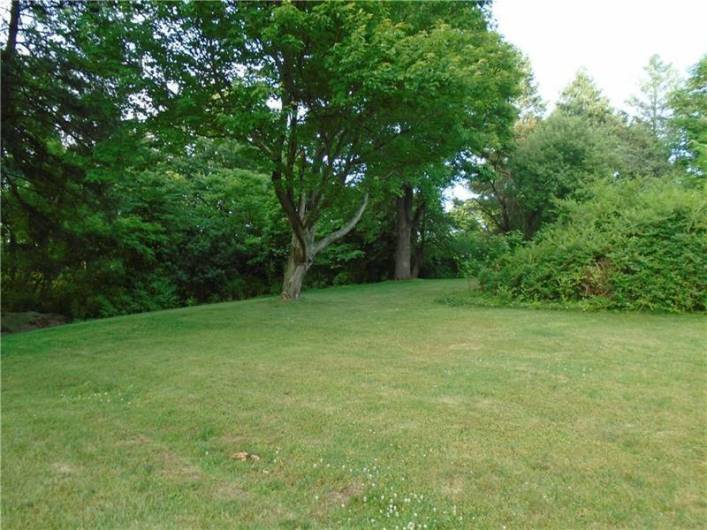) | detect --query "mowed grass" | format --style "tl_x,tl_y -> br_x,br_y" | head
2,279 -> 706,529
